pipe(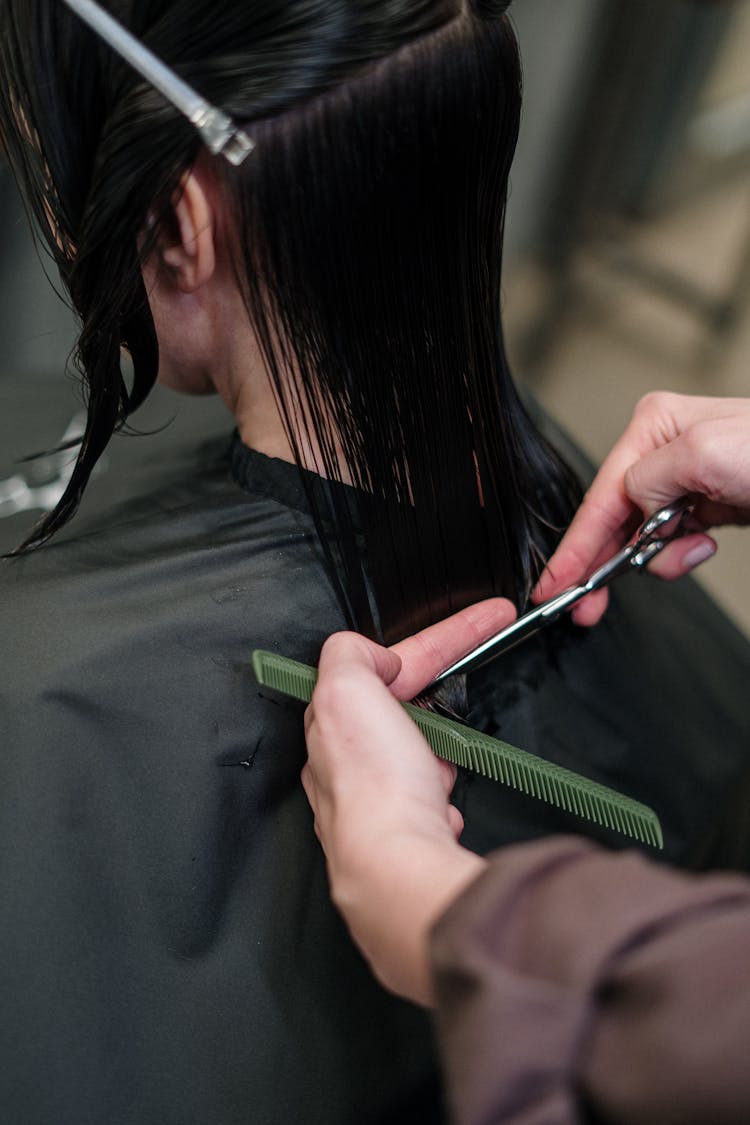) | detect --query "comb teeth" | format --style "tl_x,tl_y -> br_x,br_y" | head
403,702 -> 662,848
252,650 -> 663,849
